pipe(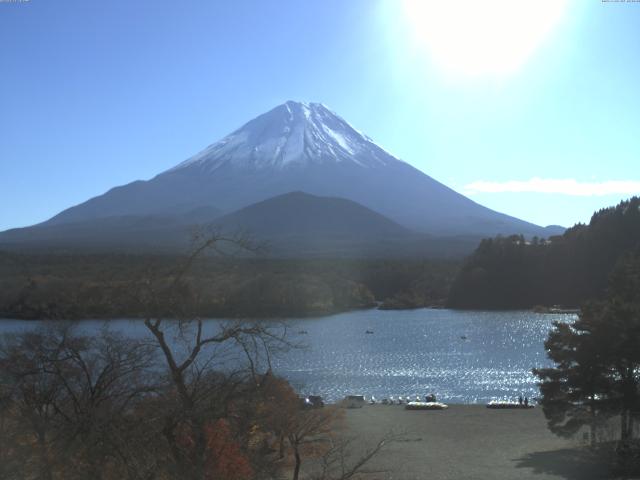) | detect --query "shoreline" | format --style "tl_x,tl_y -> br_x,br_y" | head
0,306 -> 572,322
